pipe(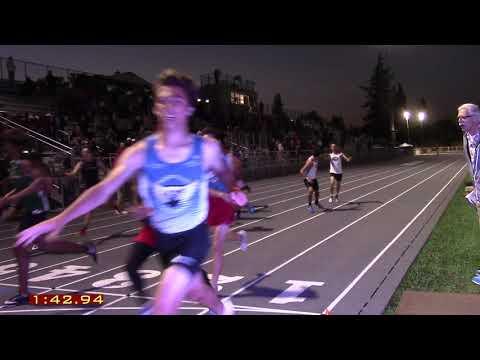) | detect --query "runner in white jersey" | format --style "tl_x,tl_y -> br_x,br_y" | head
300,149 -> 324,213
328,143 -> 352,203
